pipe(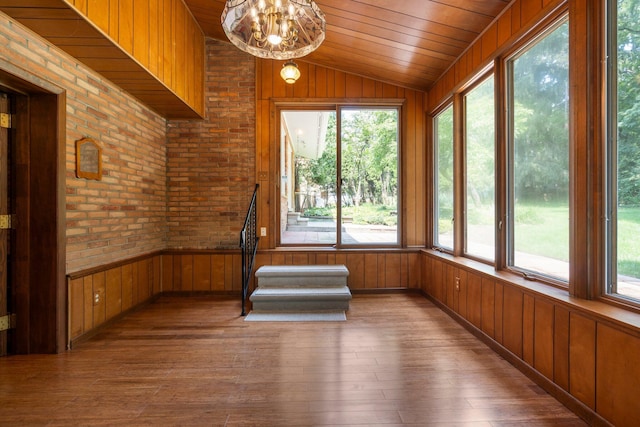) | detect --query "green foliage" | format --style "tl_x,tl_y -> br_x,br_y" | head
617,0 -> 640,206
617,206 -> 640,277
340,109 -> 398,206
435,106 -> 454,231
438,218 -> 453,234
435,106 -> 454,196
466,77 -> 495,207
295,108 -> 399,227
466,203 -> 495,225
302,204 -> 397,226
512,21 -> 570,203
308,113 -> 337,194
302,206 -> 334,218
514,205 -> 543,225
343,204 -> 397,226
